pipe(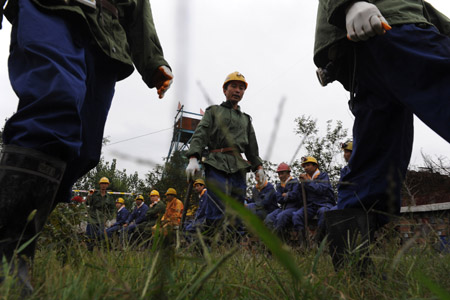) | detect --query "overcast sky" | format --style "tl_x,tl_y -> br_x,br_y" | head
1,0 -> 449,178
